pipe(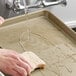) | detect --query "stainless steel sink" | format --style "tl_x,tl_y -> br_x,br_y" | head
65,21 -> 76,32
